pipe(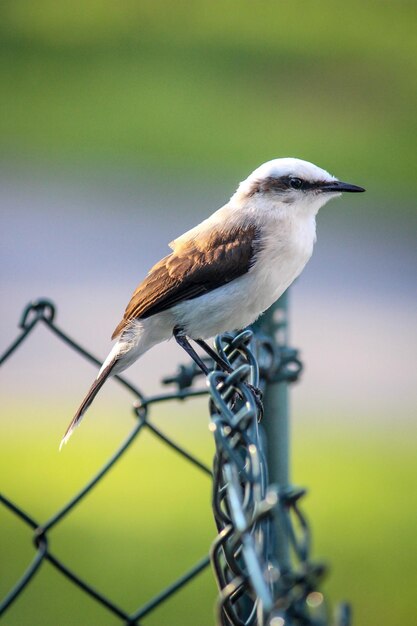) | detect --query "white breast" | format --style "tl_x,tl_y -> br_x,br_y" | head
255,212 -> 316,300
